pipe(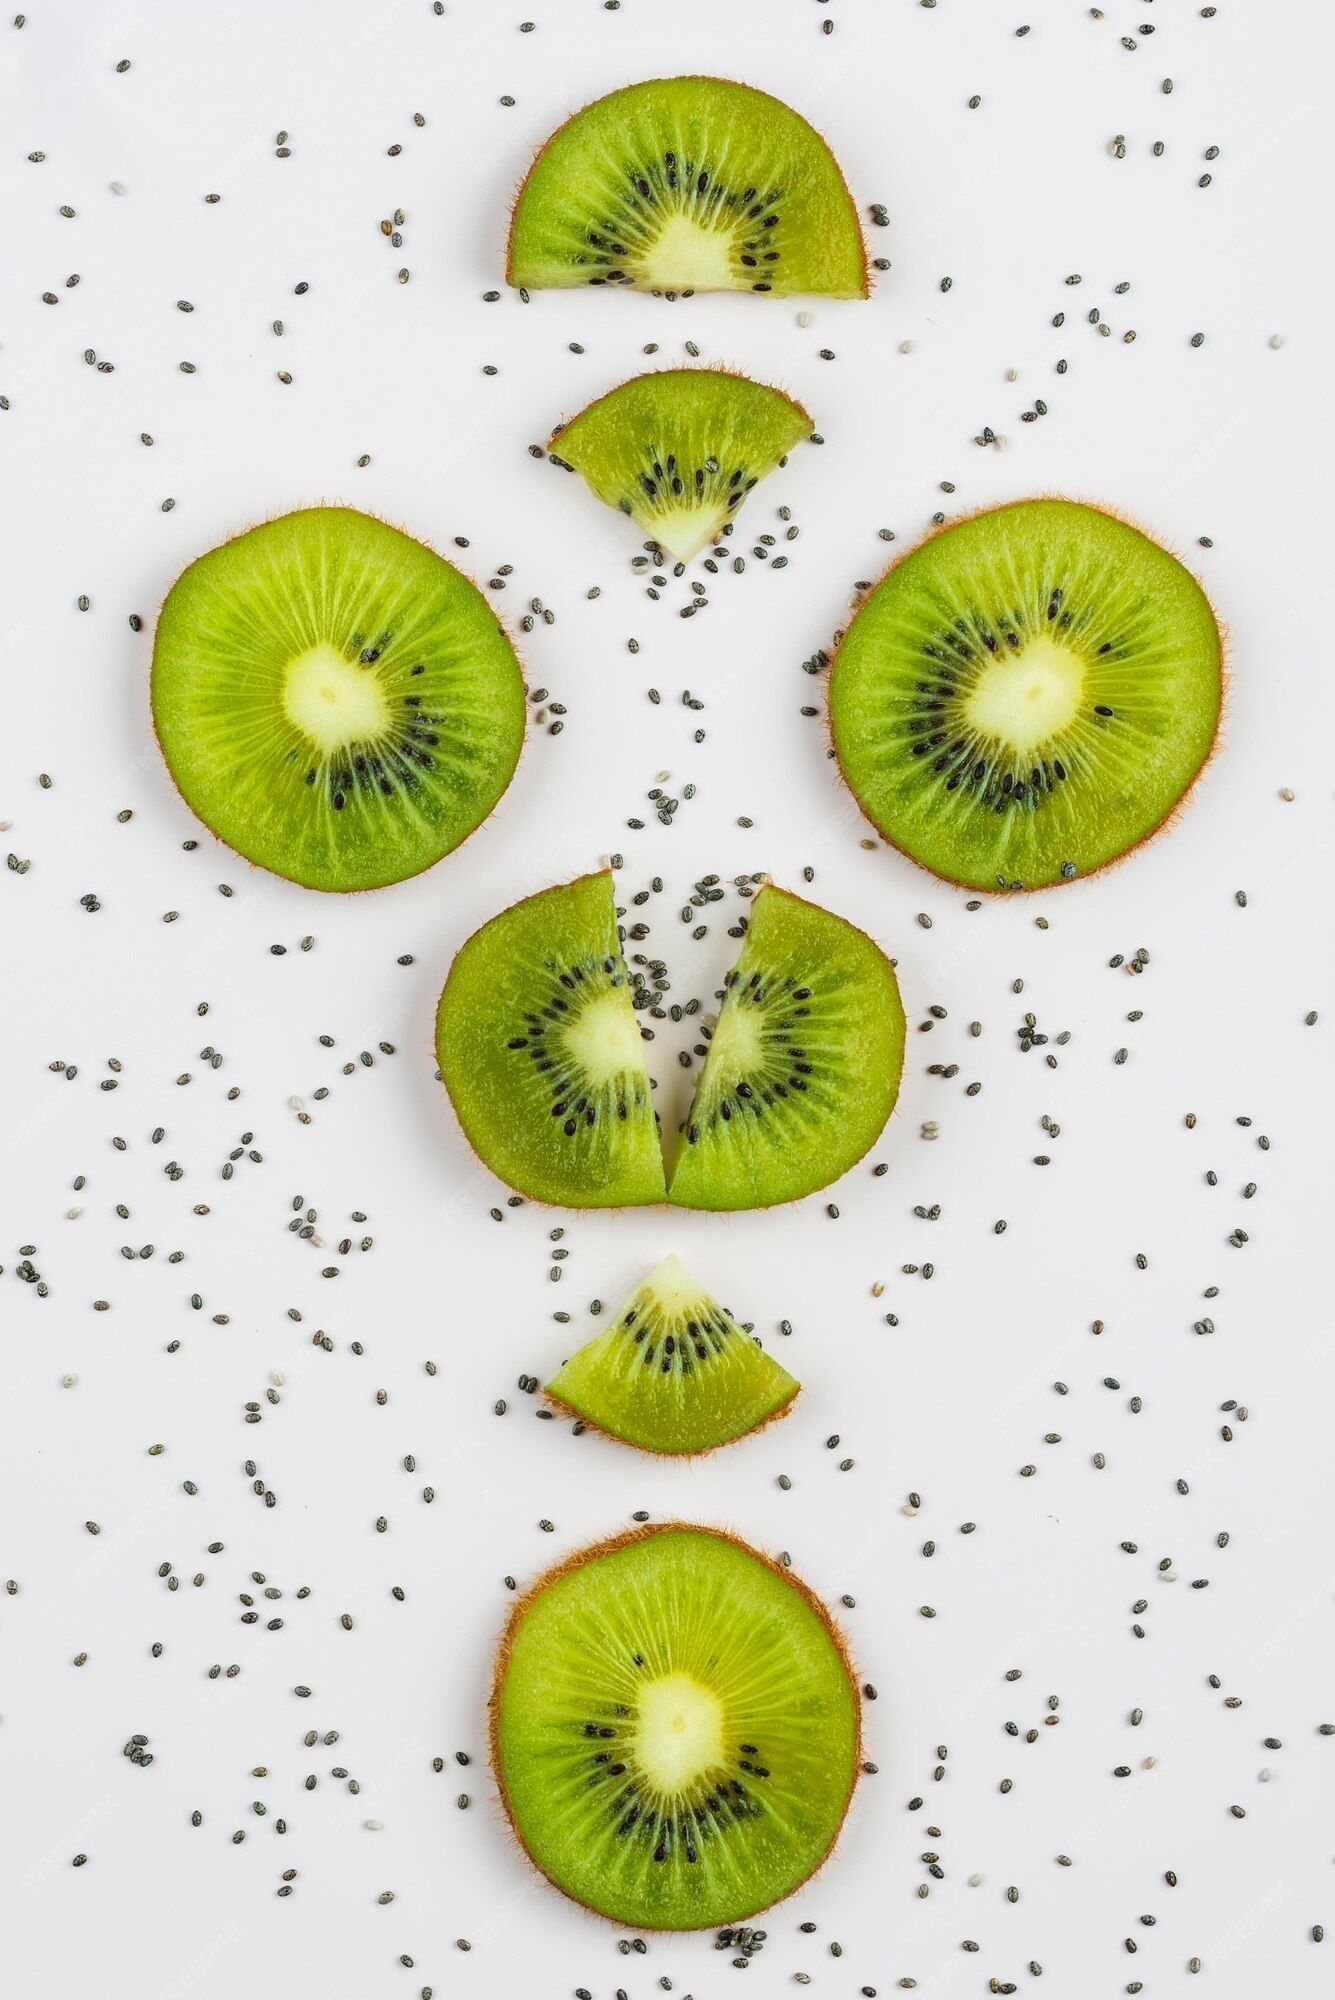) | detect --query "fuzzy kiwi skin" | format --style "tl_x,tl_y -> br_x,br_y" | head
489,1522 -> 861,1930
827,496 -> 1226,894
506,76 -> 869,300
149,506 -> 526,893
